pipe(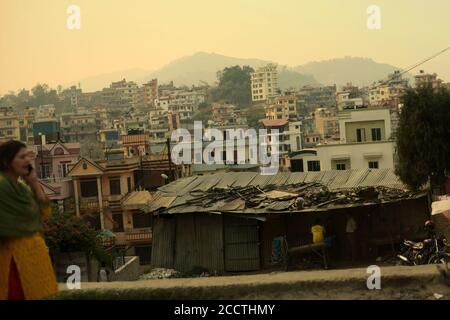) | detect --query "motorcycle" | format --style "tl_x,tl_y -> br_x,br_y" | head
397,236 -> 448,265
